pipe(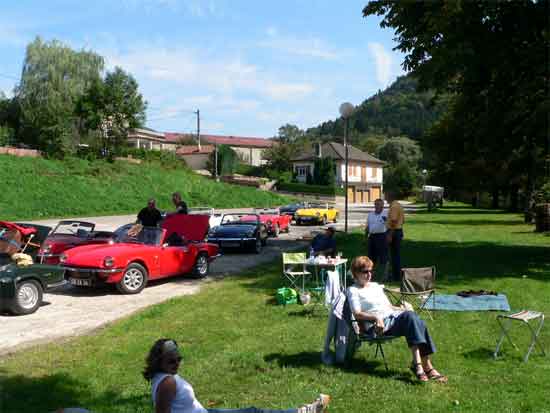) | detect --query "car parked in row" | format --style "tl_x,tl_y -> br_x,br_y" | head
60,214 -> 220,294
279,202 -> 310,220
295,203 -> 339,225
207,213 -> 268,253
253,208 -> 292,236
